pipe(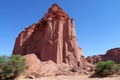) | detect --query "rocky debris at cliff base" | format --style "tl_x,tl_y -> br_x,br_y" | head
23,54 -> 57,77
23,53 -> 41,73
22,54 -> 93,78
